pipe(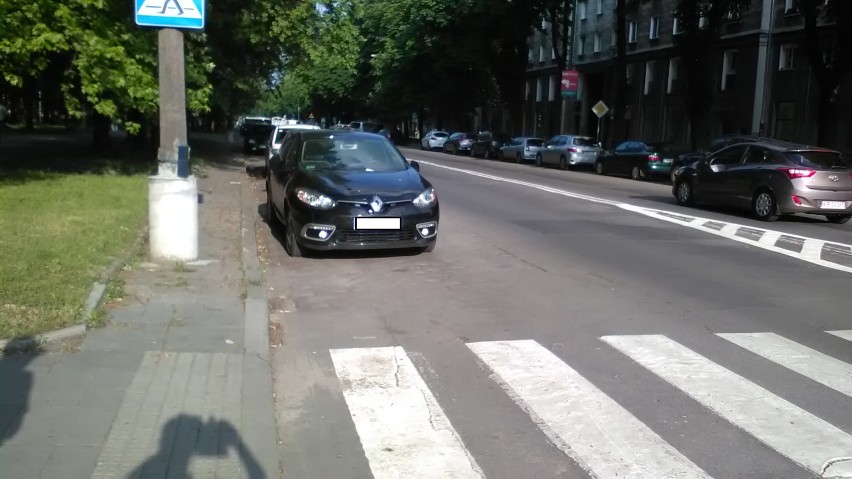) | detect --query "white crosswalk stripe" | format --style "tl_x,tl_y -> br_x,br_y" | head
601,334 -> 852,478
329,332 -> 852,478
718,332 -> 852,398
467,339 -> 711,479
329,346 -> 485,479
